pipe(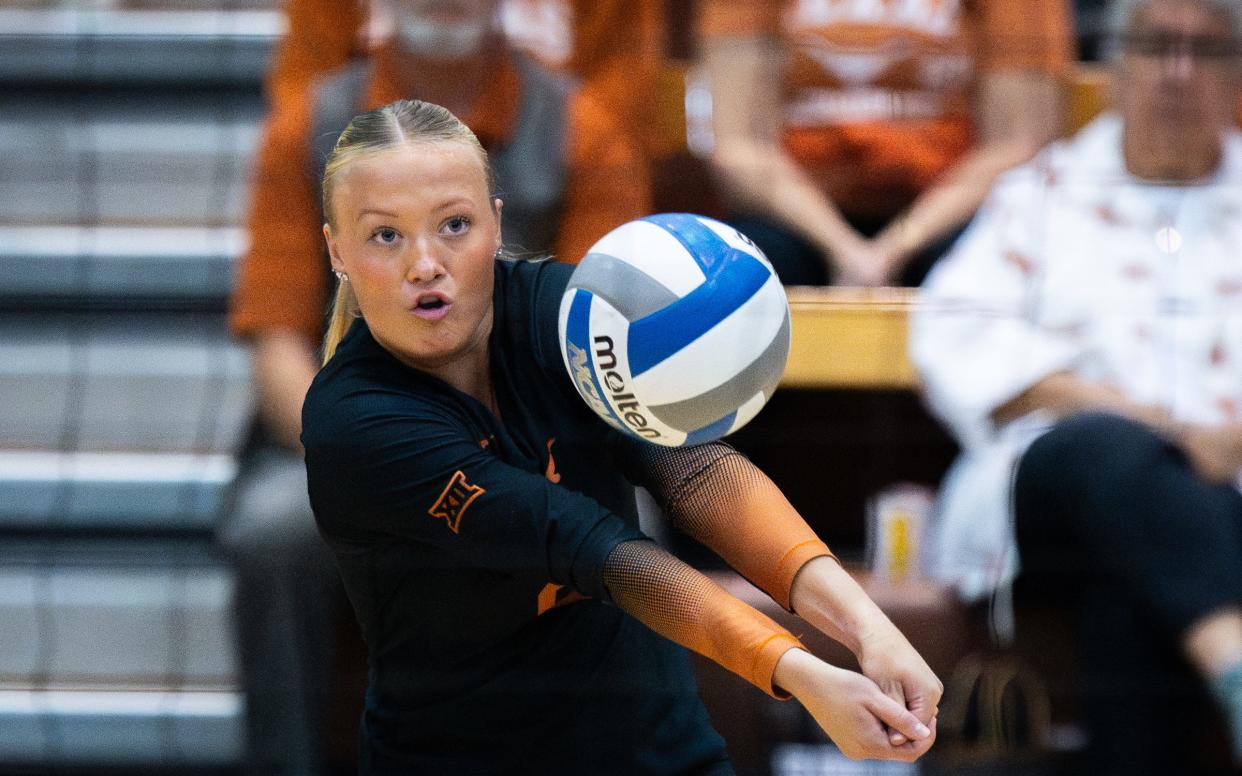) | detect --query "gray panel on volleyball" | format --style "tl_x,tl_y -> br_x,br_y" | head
0,92 -> 263,227
0,226 -> 242,304
0,7 -> 278,86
